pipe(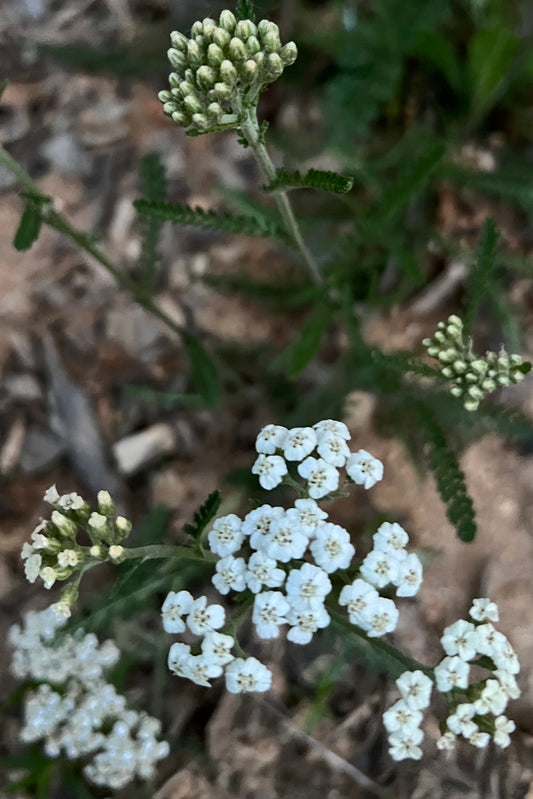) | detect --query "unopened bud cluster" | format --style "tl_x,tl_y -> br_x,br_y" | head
423,315 -> 528,411
159,11 -> 297,134
21,486 -> 132,618
9,607 -> 169,790
383,598 -> 520,760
